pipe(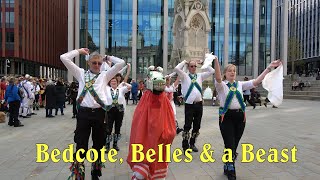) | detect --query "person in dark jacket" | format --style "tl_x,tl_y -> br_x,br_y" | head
4,78 -> 23,127
131,79 -> 138,104
55,79 -> 66,115
44,80 -> 56,117
69,81 -> 78,118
